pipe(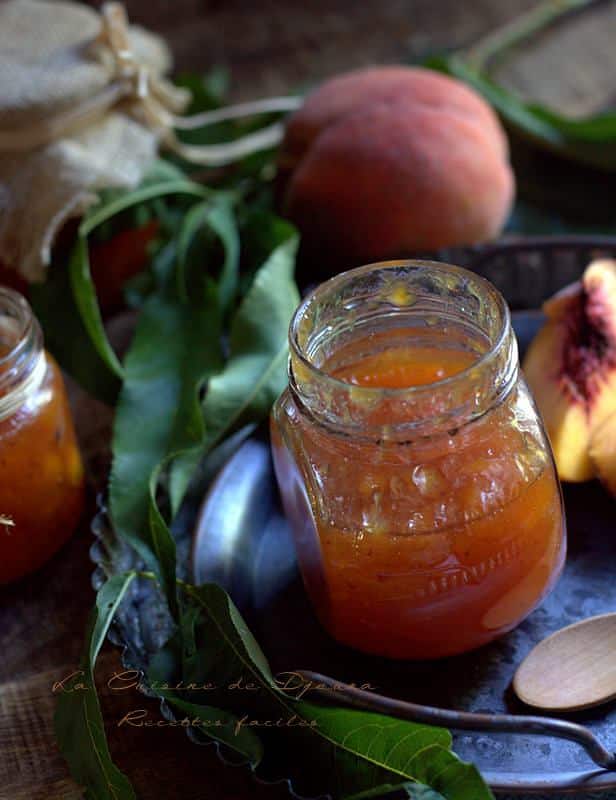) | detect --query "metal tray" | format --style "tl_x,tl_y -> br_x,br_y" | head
93,237 -> 616,798
191,264 -> 616,796
192,401 -> 616,796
